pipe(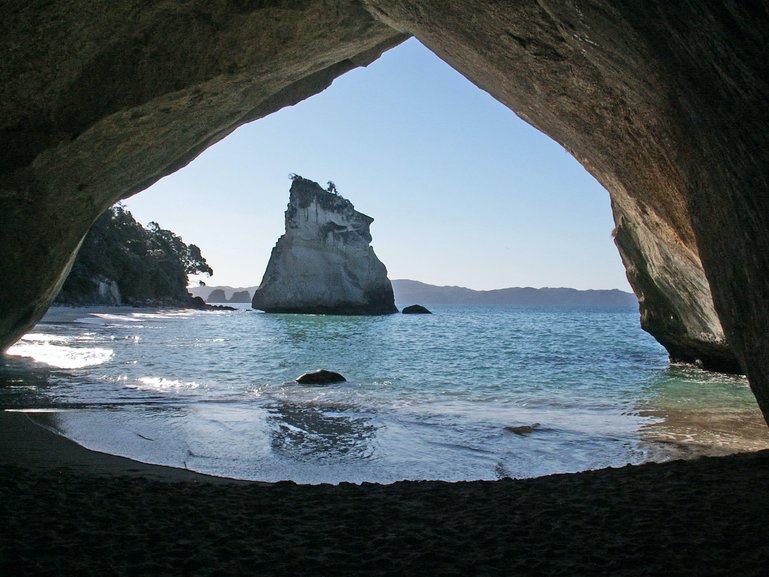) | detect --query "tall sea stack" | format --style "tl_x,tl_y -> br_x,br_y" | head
252,177 -> 397,315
